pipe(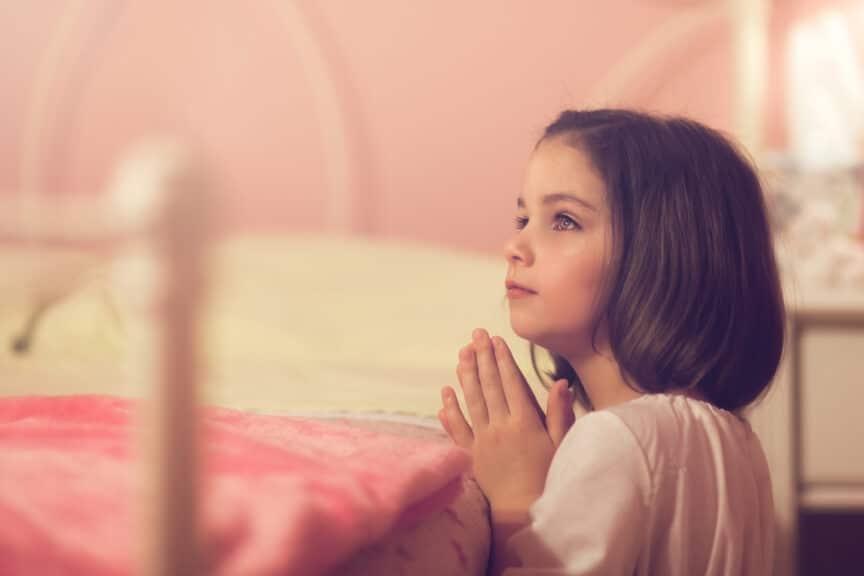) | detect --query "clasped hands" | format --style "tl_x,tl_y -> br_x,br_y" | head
438,328 -> 576,517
